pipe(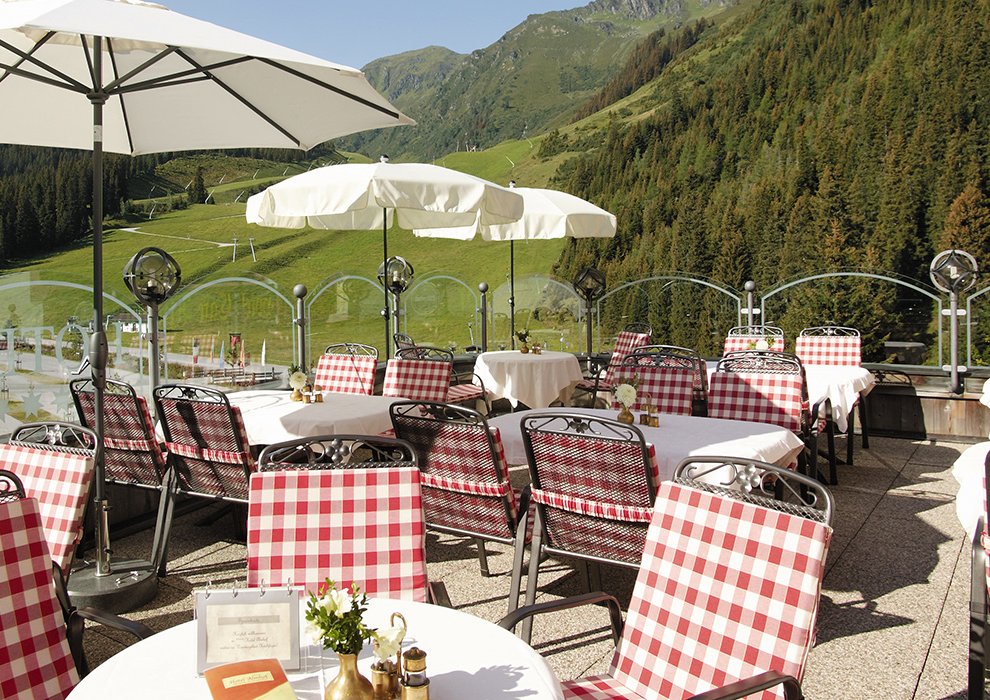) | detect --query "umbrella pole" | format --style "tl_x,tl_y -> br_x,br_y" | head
510,241 -> 515,349
67,37 -> 158,612
382,209 -> 391,359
